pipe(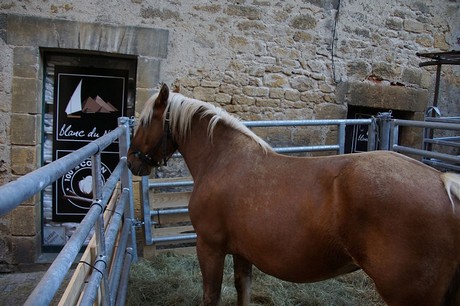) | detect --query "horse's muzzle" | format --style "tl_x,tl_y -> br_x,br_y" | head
127,157 -> 153,177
